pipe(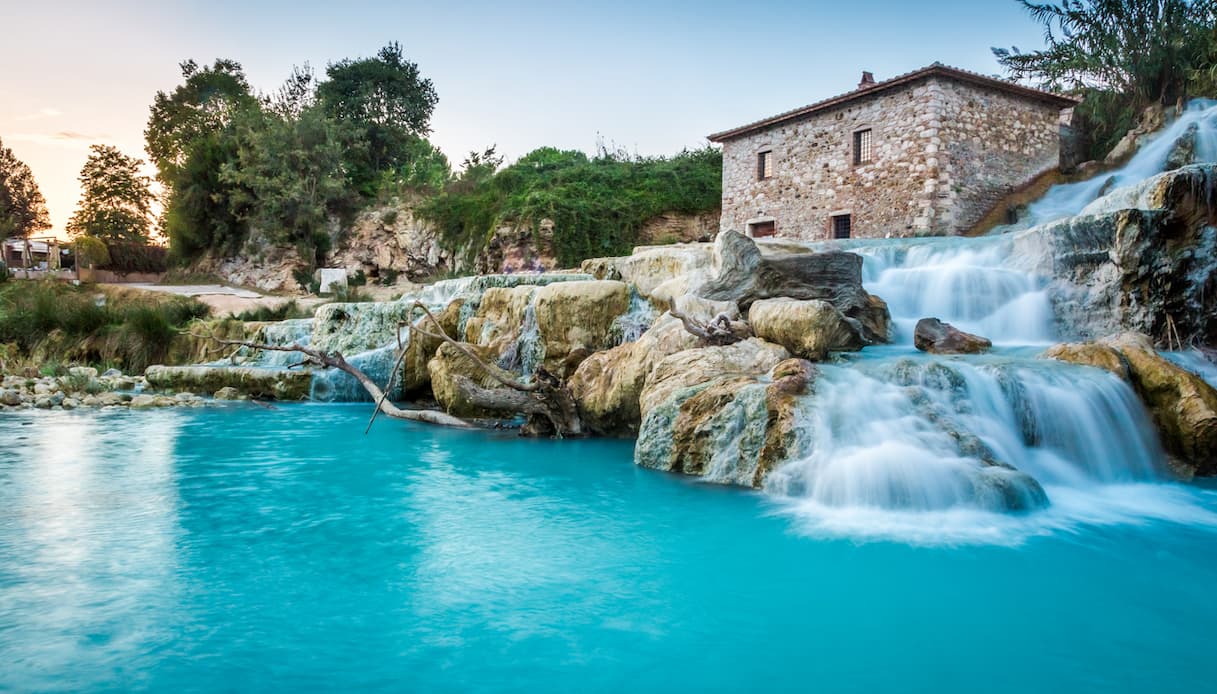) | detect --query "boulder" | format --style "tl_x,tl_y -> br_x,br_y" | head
581,244 -> 714,301
748,298 -> 867,360
533,280 -> 630,378
1164,123 -> 1198,171
1011,165 -> 1217,345
914,318 -> 992,354
1044,332 -> 1217,476
428,341 -> 519,418
634,358 -> 815,488
0,389 -> 21,406
640,337 -> 790,418
568,295 -> 737,435
694,231 -> 890,342
144,365 -> 312,401
213,387 -> 242,400
401,299 -> 464,395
